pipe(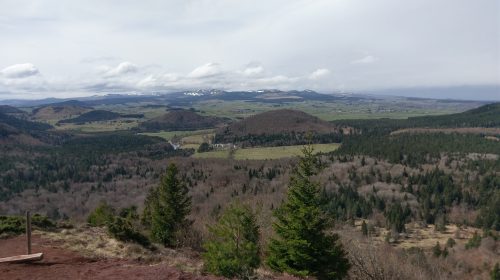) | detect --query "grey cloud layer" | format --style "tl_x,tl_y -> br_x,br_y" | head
0,0 -> 498,99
